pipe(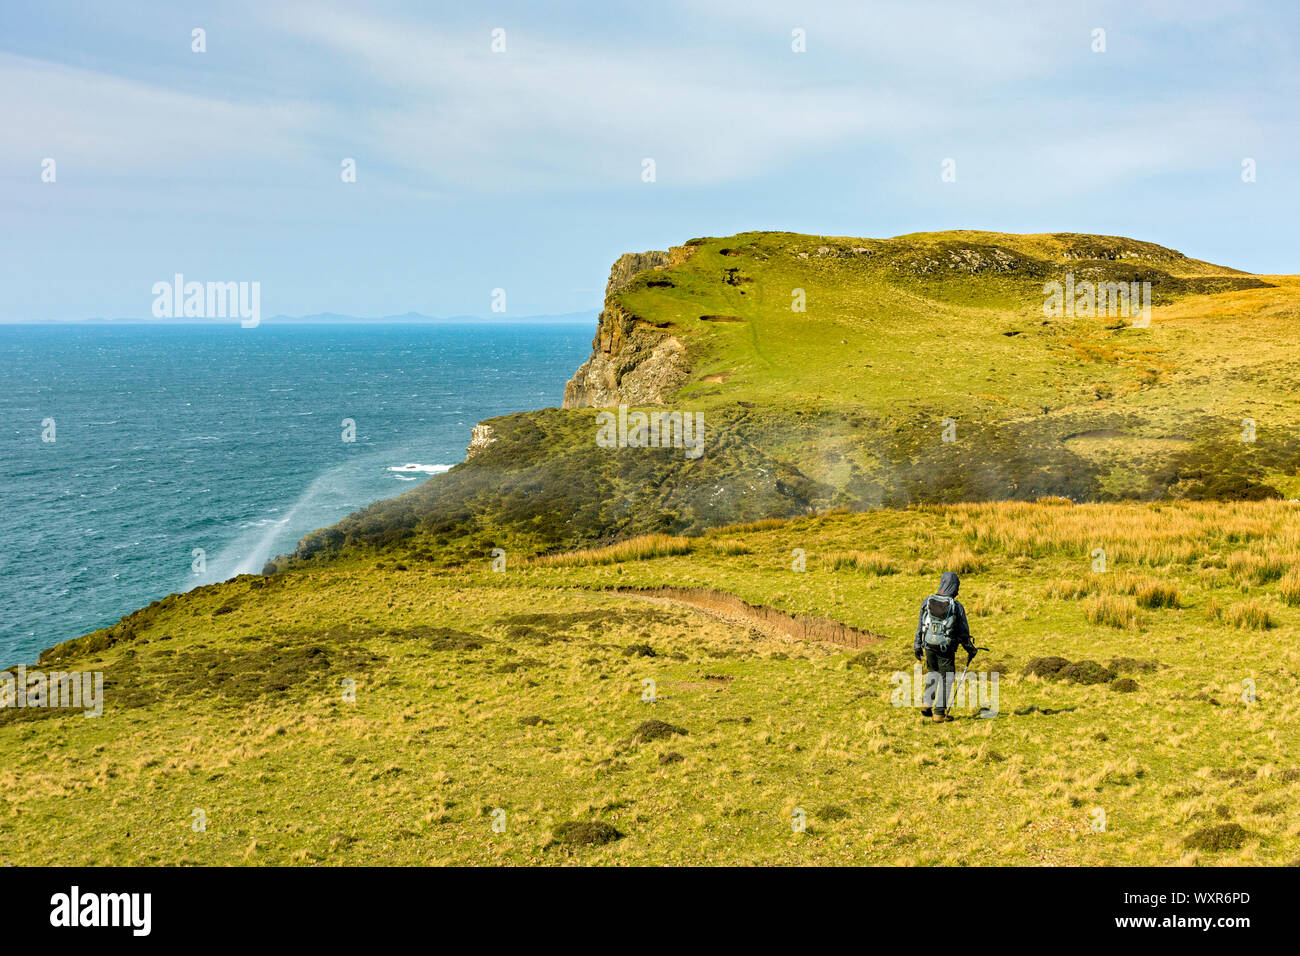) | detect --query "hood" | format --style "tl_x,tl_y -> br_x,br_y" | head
937,571 -> 960,597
